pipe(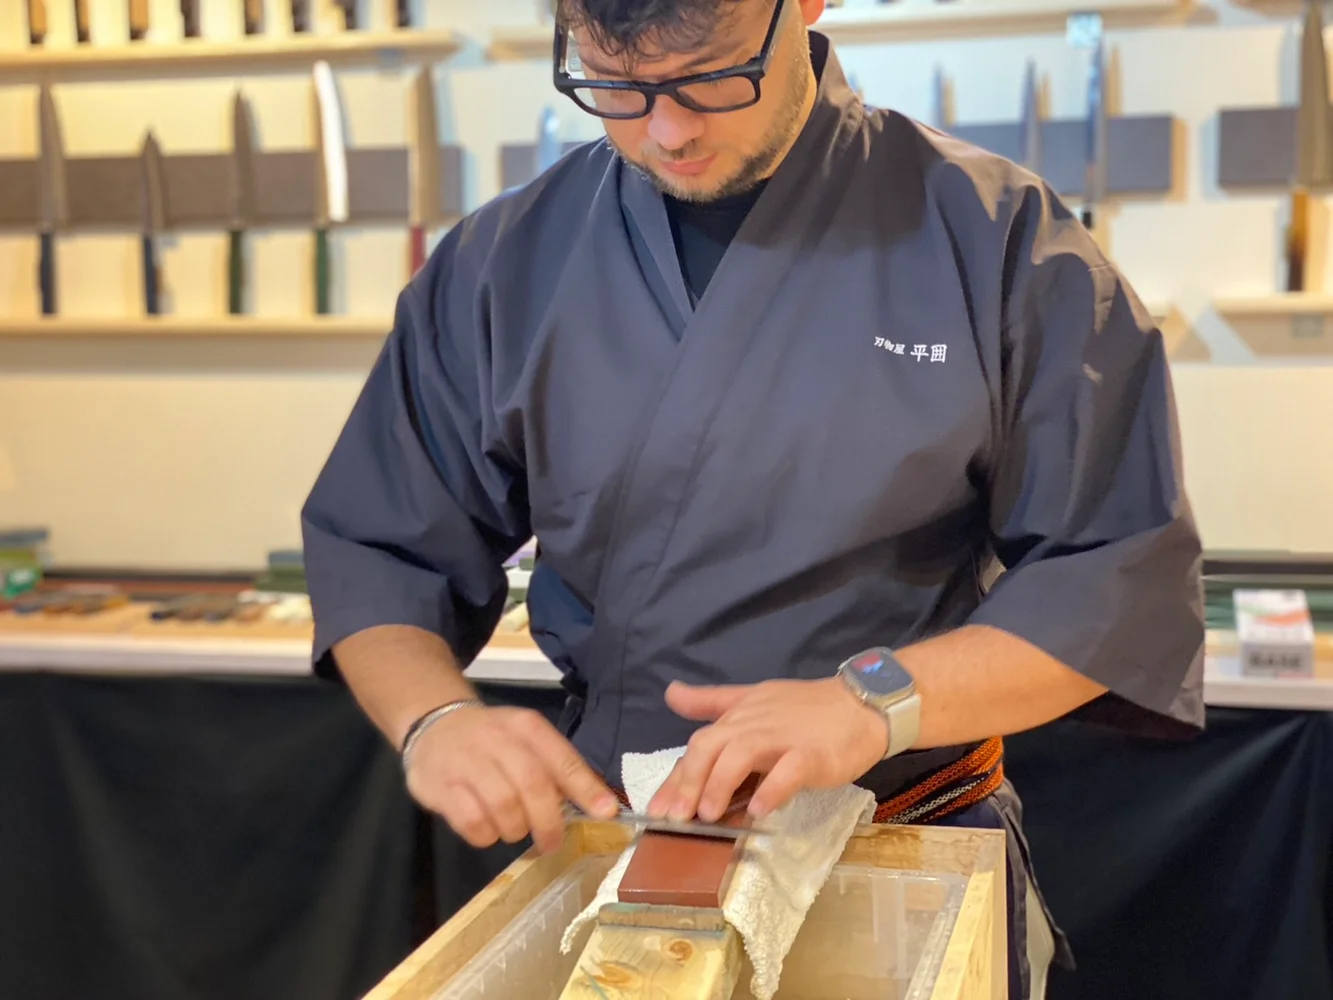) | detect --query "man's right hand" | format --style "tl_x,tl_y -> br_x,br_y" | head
404,703 -> 620,855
